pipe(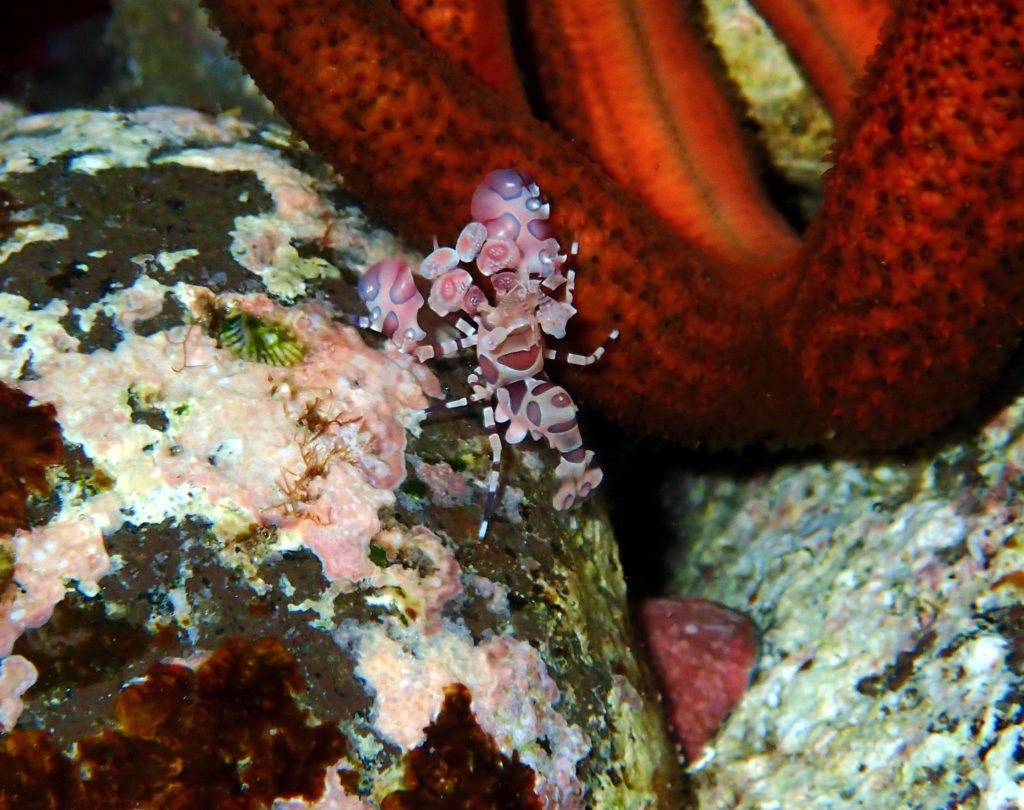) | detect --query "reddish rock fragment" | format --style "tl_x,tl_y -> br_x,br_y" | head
381,683 -> 541,810
635,597 -> 758,763
0,382 -> 63,536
